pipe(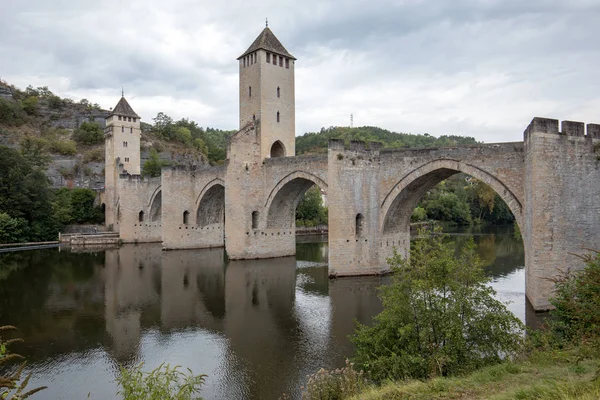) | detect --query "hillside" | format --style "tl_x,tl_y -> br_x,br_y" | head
296,126 -> 478,155
0,81 -> 211,189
